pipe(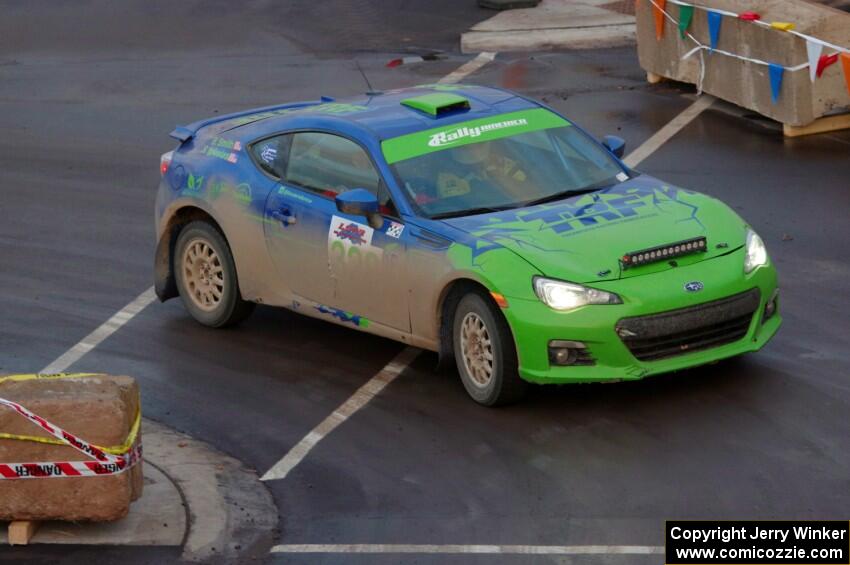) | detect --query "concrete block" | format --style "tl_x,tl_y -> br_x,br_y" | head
636,0 -> 850,126
0,375 -> 142,522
